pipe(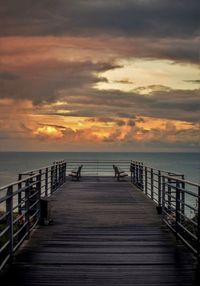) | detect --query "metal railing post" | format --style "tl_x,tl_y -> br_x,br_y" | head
6,186 -> 13,261
140,163 -> 144,190
158,170 -> 161,207
51,166 -> 54,194
135,163 -> 138,185
36,173 -> 42,222
151,168 -> 154,200
175,181 -> 181,238
133,163 -> 135,183
161,176 -> 166,223
137,163 -> 140,186
45,168 -> 48,196
55,163 -> 57,188
25,179 -> 30,239
181,175 -> 185,224
18,174 -> 22,215
130,162 -> 133,183
167,177 -> 172,211
145,166 -> 147,195
59,163 -> 61,186
64,162 -> 67,182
